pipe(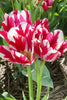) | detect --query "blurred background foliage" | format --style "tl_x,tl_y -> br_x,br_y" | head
0,0 -> 67,34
